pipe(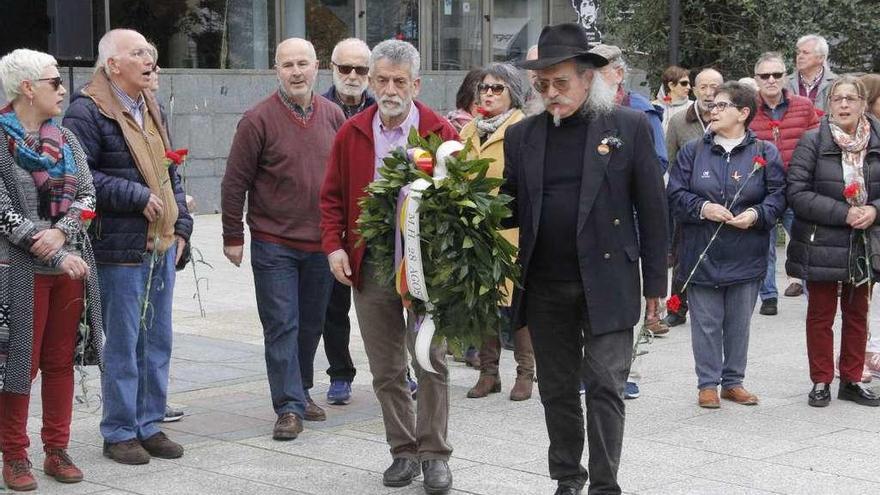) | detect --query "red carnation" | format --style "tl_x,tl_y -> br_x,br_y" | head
844,182 -> 860,199
164,148 -> 188,166
475,106 -> 488,116
768,120 -> 781,128
80,209 -> 97,221
753,156 -> 767,169
663,95 -> 672,103
666,295 -> 681,314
